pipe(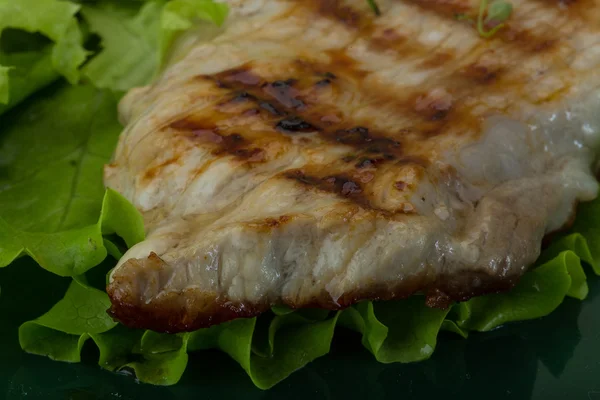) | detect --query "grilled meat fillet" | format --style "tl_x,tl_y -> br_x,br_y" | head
105,0 -> 600,332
